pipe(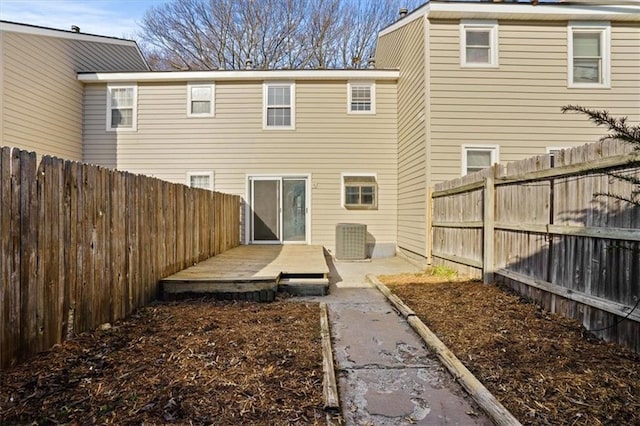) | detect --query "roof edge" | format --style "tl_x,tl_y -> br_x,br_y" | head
378,2 -> 640,37
0,20 -> 139,46
78,70 -> 400,83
